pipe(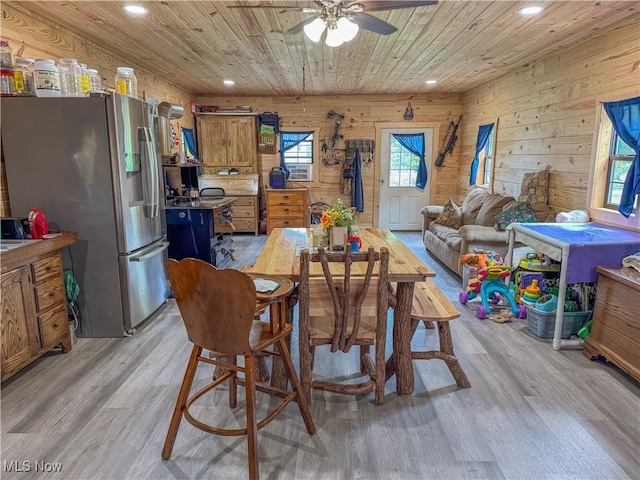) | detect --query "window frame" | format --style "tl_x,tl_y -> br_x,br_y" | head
388,135 -> 420,187
587,103 -> 639,231
284,130 -> 316,182
604,131 -> 635,210
474,120 -> 498,191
